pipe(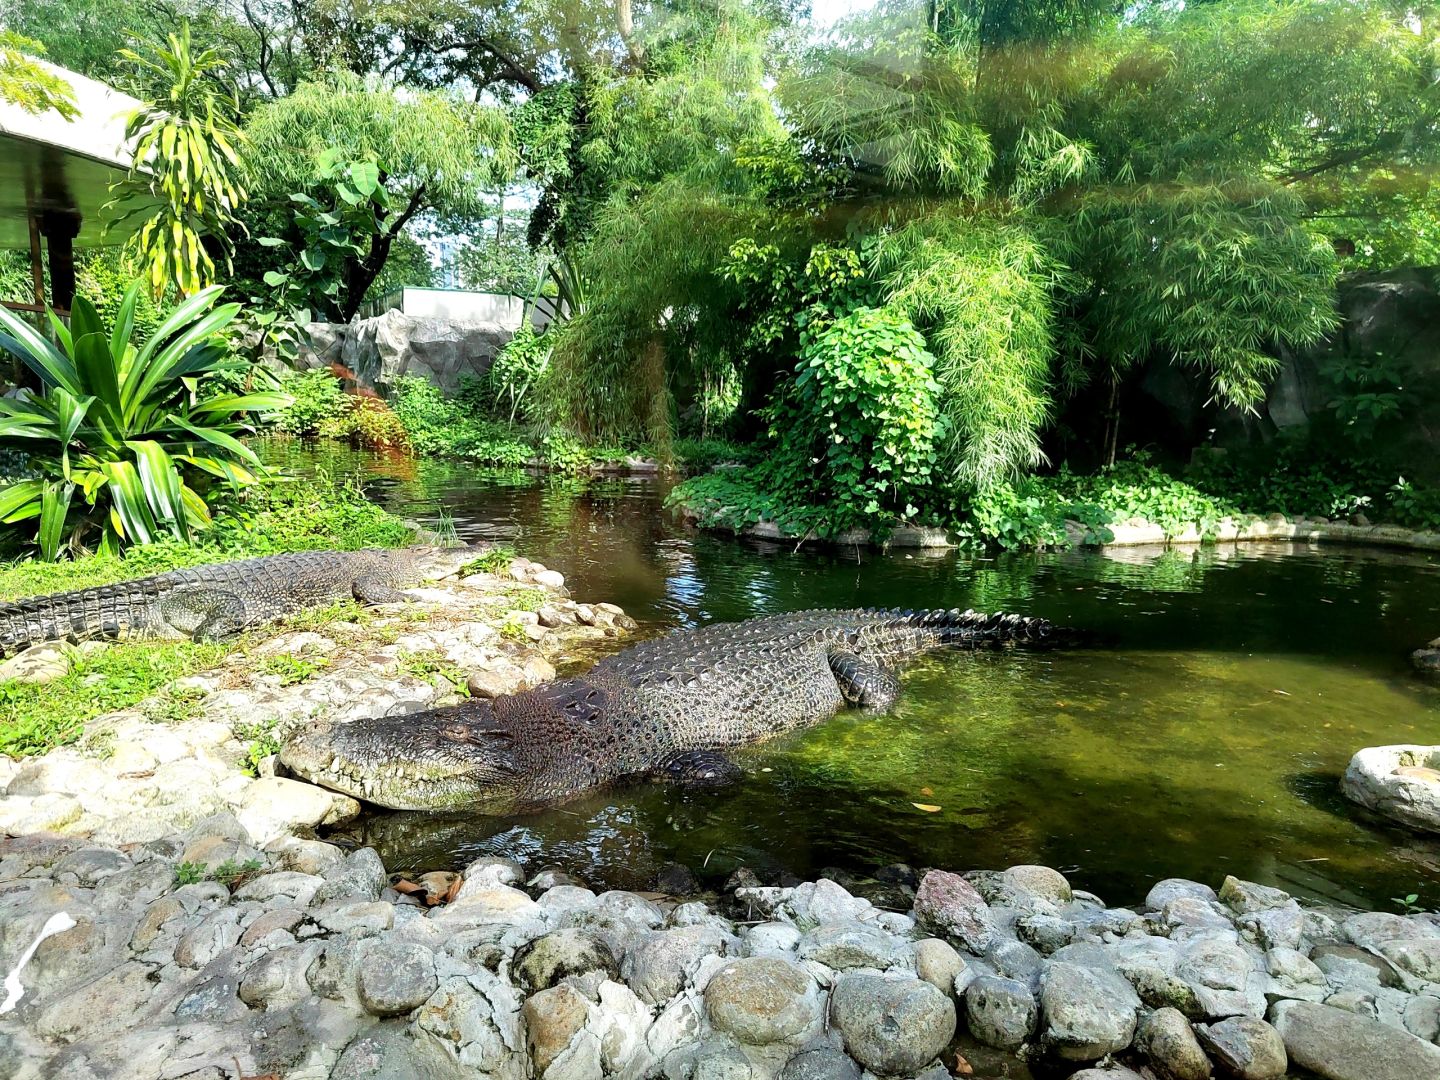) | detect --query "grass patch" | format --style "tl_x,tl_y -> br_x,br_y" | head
0,641 -> 229,757
174,858 -> 264,890
258,654 -> 330,686
396,648 -> 471,697
235,718 -> 283,777
459,544 -> 517,577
